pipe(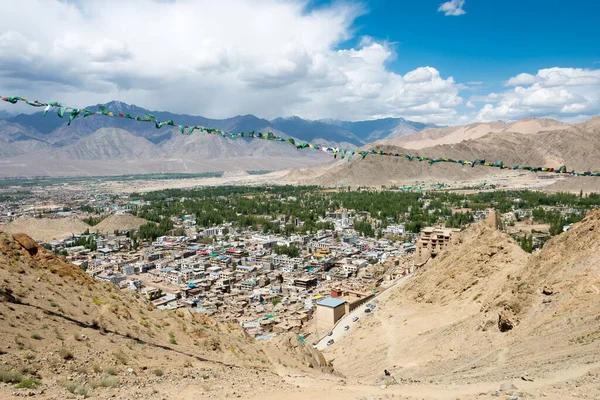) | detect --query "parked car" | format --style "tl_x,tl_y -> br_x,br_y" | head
352,316 -> 359,322
328,331 -> 333,336
365,308 -> 371,313
344,325 -> 349,331
327,339 -> 334,346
